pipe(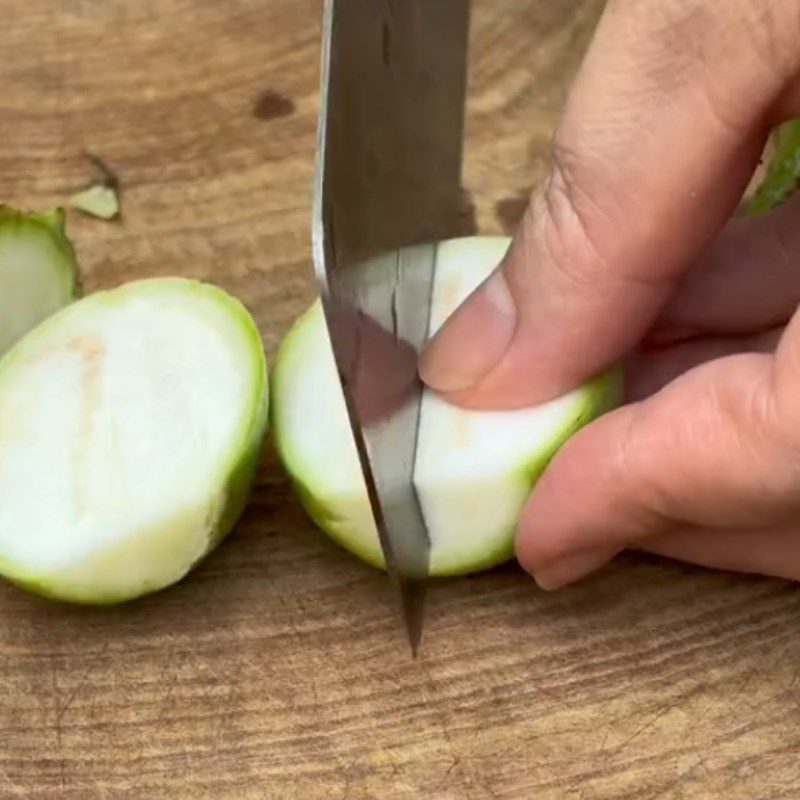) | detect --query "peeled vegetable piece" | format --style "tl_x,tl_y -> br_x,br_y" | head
69,184 -> 120,221
0,206 -> 80,356
0,278 -> 268,603
272,236 -> 618,576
